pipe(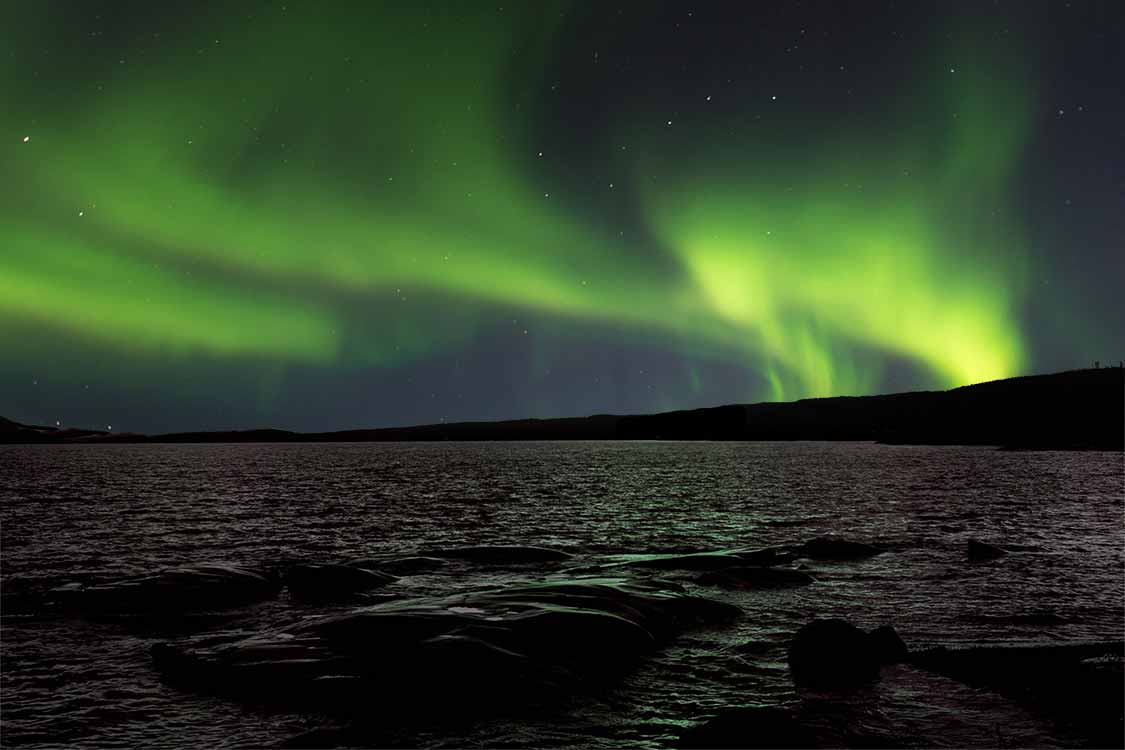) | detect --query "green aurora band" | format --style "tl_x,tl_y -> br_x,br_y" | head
3,5 -> 1032,404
